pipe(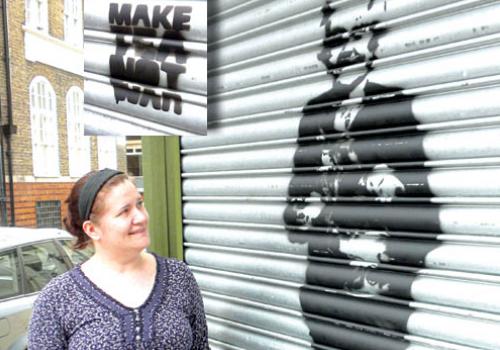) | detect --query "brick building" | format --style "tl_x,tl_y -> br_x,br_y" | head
0,0 -> 126,227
